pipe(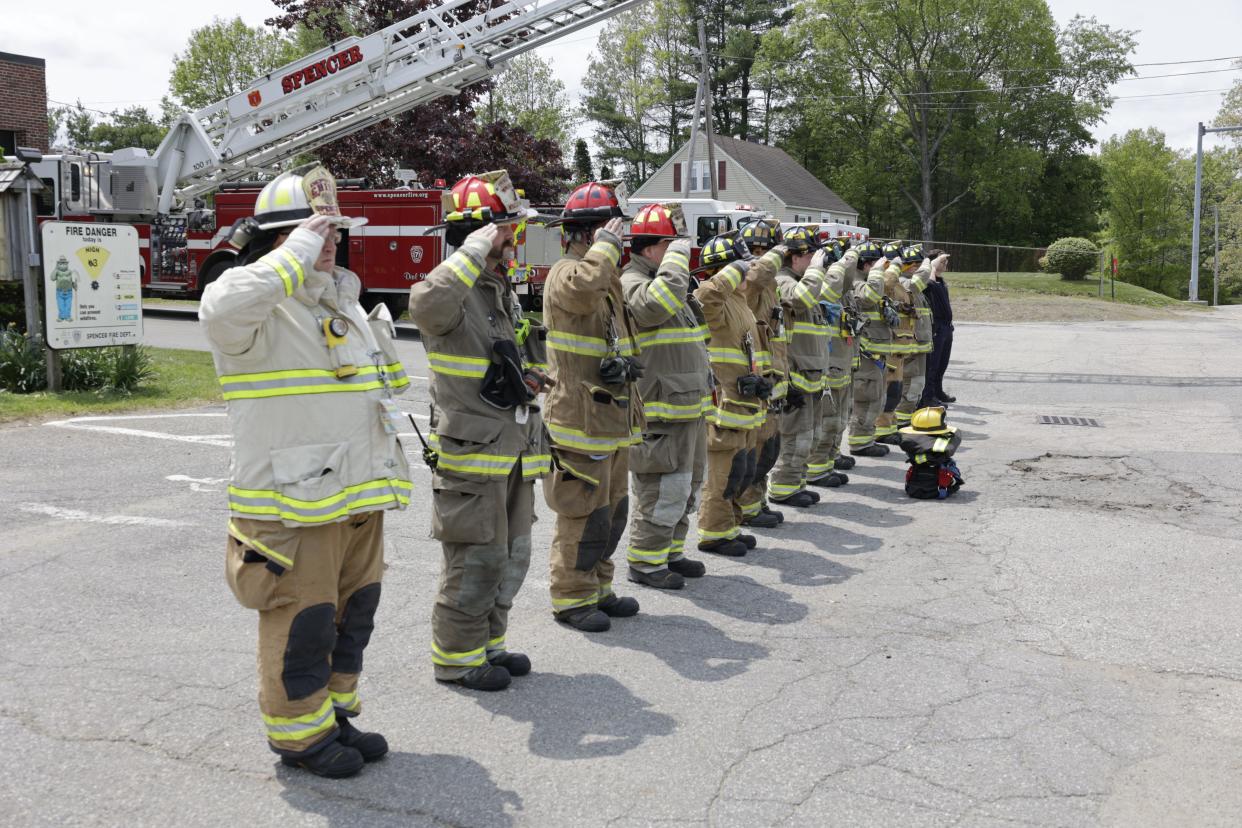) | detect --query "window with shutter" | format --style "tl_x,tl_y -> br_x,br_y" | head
673,163 -> 682,193
718,161 -> 726,191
